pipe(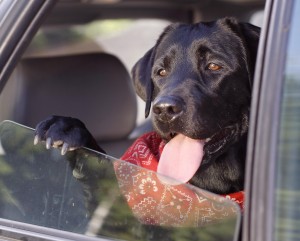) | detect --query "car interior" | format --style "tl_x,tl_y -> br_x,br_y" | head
0,0 -> 266,158
0,0 -> 273,240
